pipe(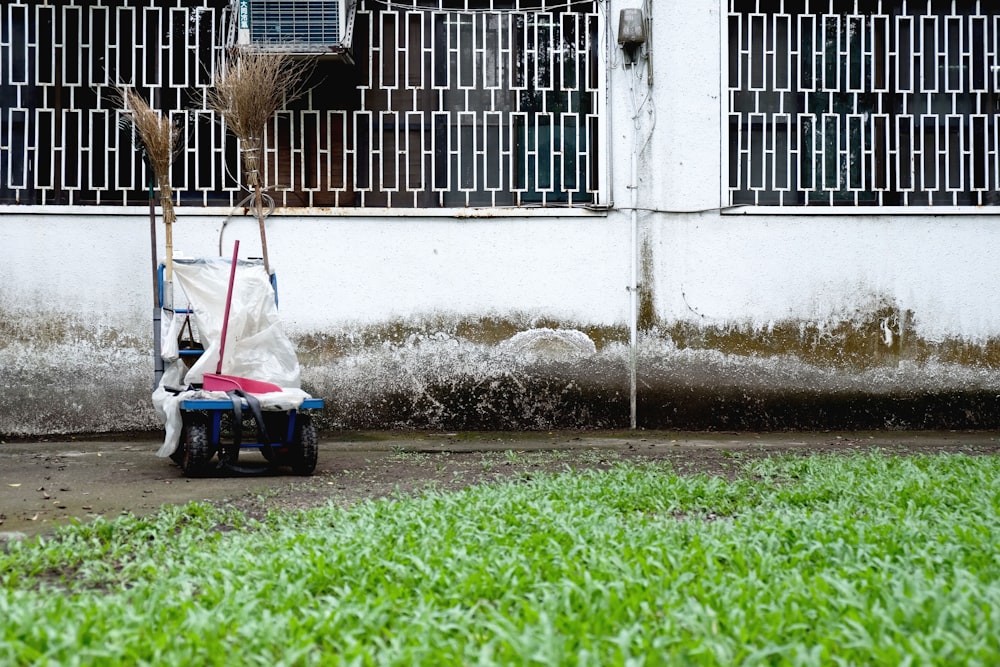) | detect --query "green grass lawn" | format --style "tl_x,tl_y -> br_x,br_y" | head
3,452 -> 1000,665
